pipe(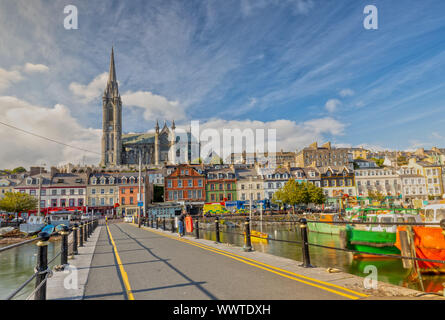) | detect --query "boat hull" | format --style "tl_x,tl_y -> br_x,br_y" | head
308,222 -> 345,235
19,223 -> 45,235
395,226 -> 445,274
346,225 -> 400,257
